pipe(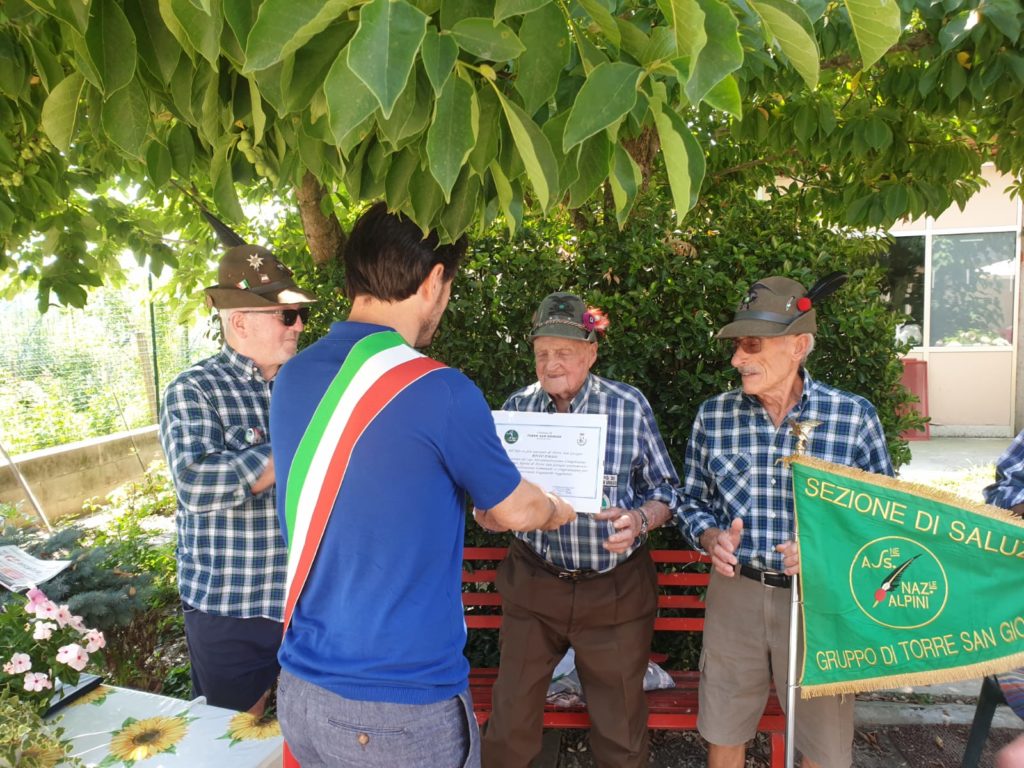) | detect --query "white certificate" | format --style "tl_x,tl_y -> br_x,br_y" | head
492,411 -> 608,514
